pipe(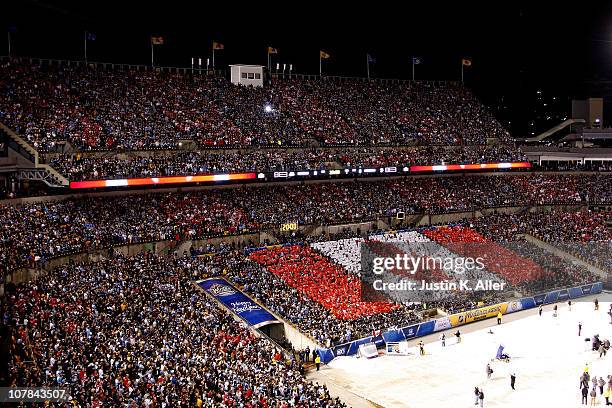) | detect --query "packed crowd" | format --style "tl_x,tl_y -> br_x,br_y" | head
0,192 -> 255,275
235,174 -> 610,225
1,174 -> 610,276
504,239 -> 597,292
422,225 -> 598,294
311,231 -> 505,309
46,145 -> 527,181
202,250 -> 423,346
336,145 -> 525,169
470,210 -> 612,272
2,253 -> 346,407
249,245 -> 400,320
534,161 -> 612,172
0,62 -> 512,151
422,226 -> 550,286
47,150 -> 337,180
